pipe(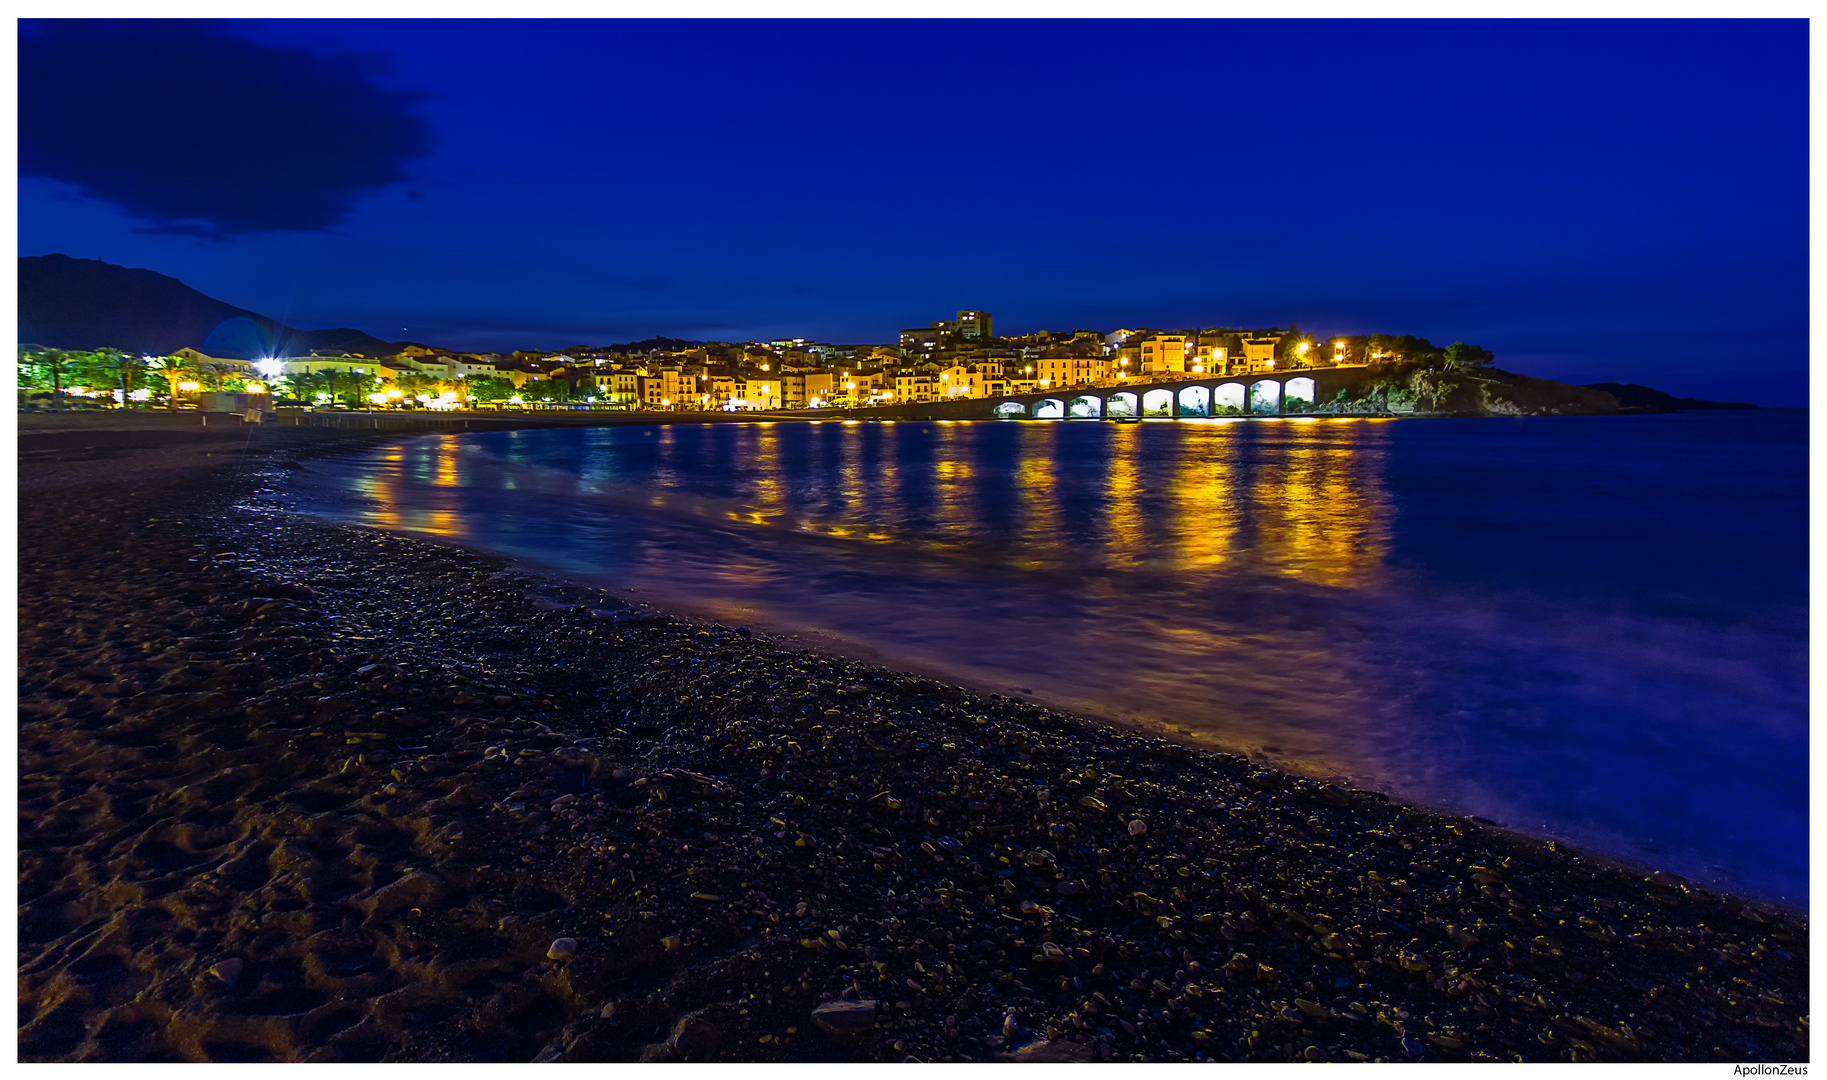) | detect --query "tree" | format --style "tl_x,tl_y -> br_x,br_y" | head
392,371 -> 440,402
285,370 -> 330,405
79,348 -> 147,408
538,378 -> 578,403
1442,341 -> 1495,372
332,369 -> 379,406
465,375 -> 515,402
197,360 -> 240,391
145,354 -> 200,409
19,348 -> 76,409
